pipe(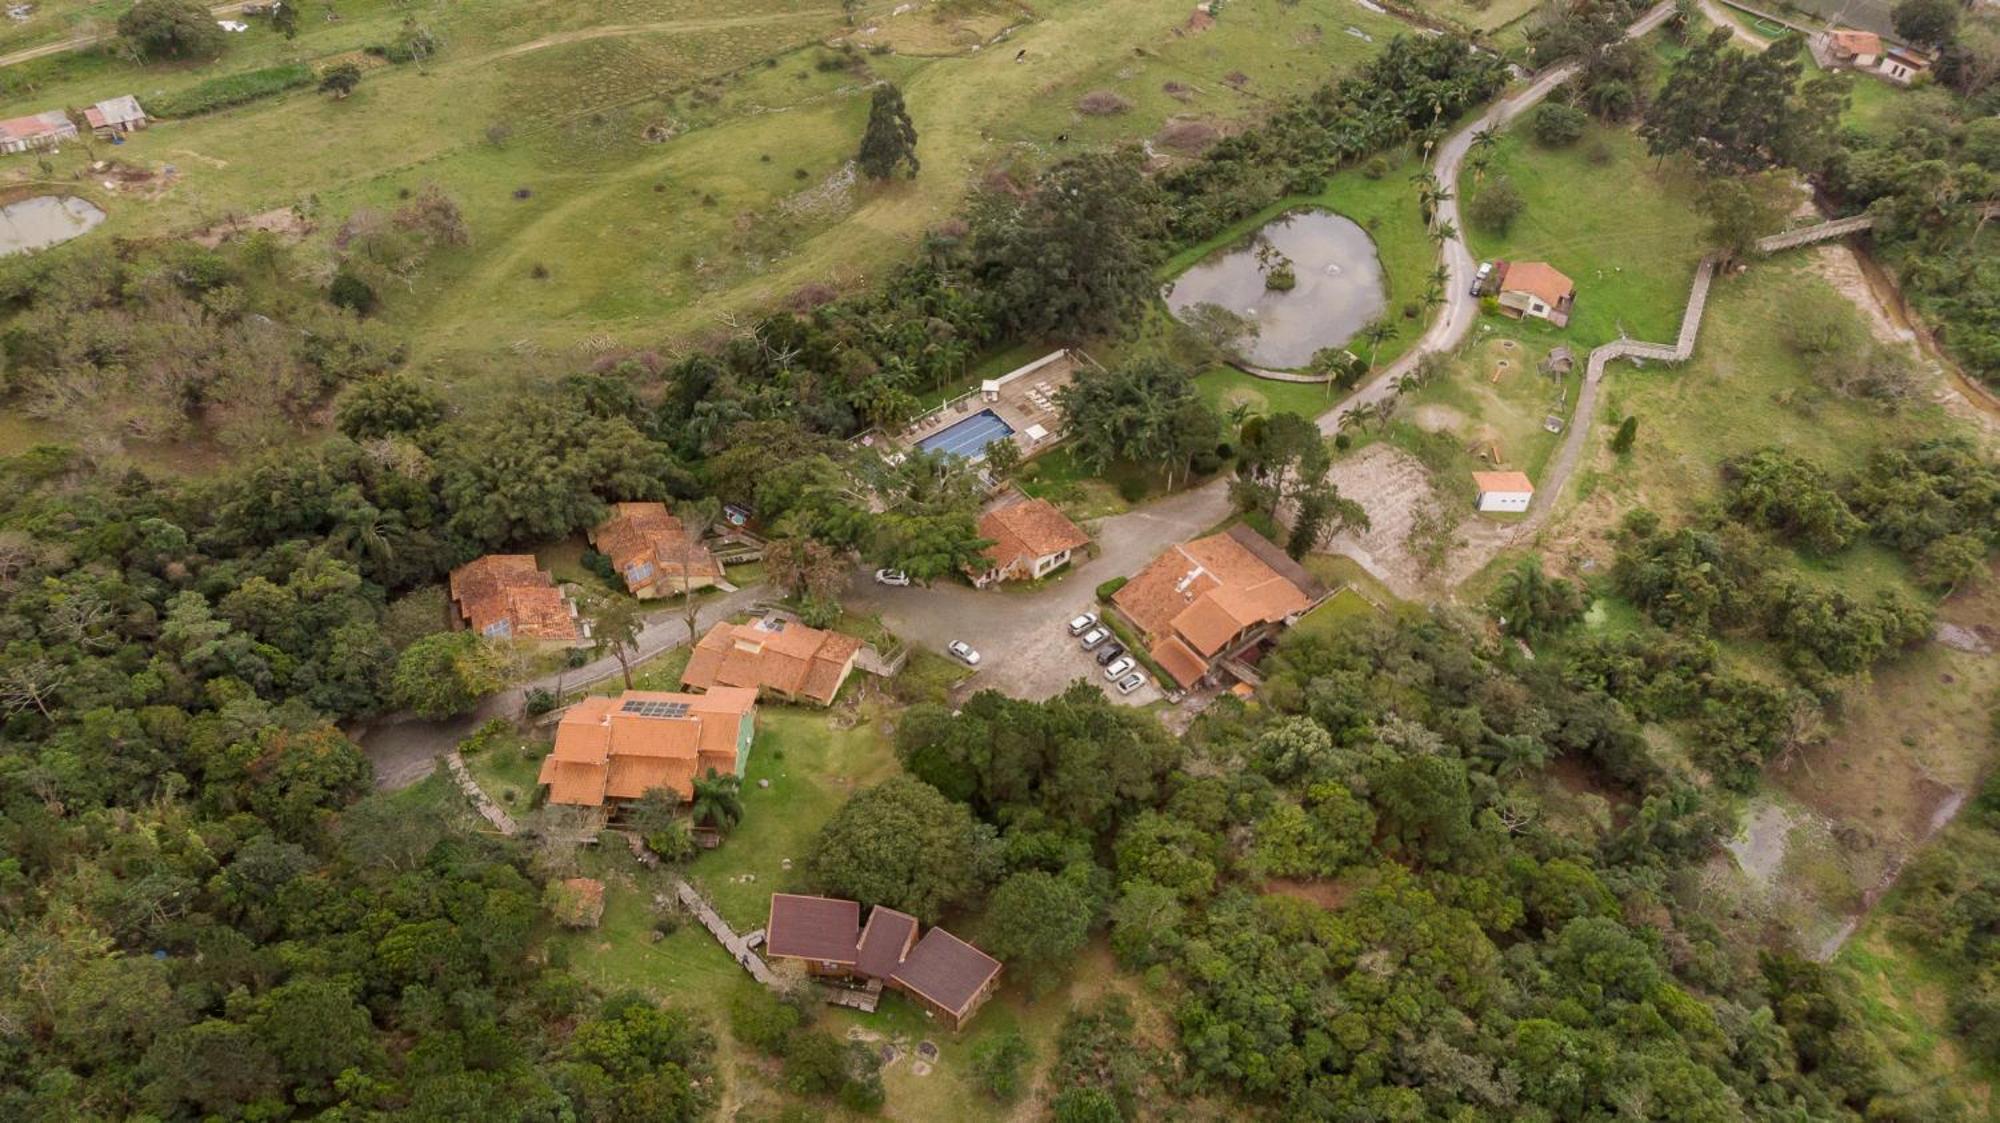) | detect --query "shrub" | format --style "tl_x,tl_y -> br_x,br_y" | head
1530,103 -> 1587,147
1361,155 -> 1390,180
524,688 -> 556,716
728,986 -> 804,1055
1096,576 -> 1128,601
149,64 -> 315,117
119,0 -> 226,61
329,268 -> 377,314
1116,476 -> 1147,503
971,1030 -> 1032,1102
1468,176 -> 1524,234
1076,90 -> 1134,116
